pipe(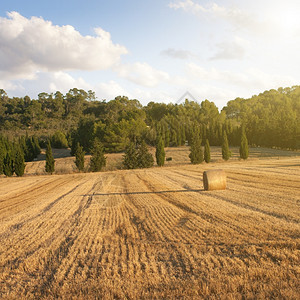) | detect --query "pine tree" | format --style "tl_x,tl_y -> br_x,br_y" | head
155,136 -> 165,166
45,140 -> 55,174
204,139 -> 211,163
75,142 -> 85,171
137,141 -> 154,168
3,151 -> 14,177
89,139 -> 106,172
189,130 -> 203,164
240,129 -> 249,160
14,146 -> 25,177
123,142 -> 138,169
222,131 -> 231,161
